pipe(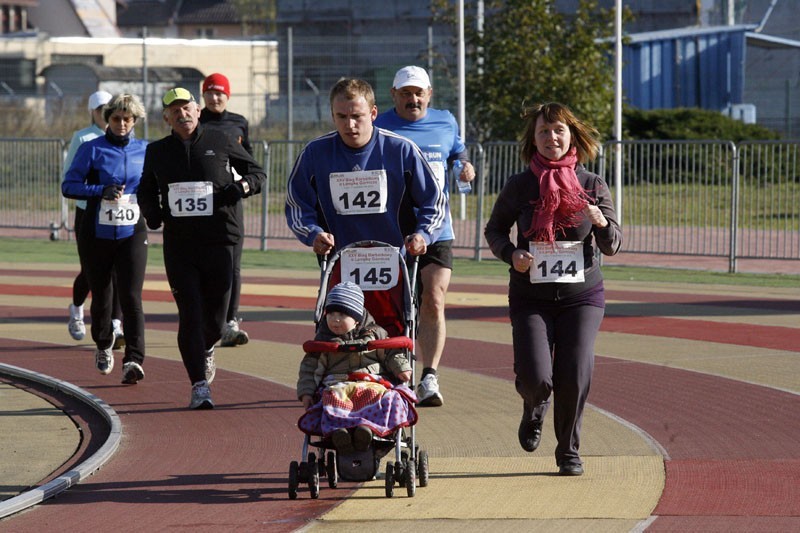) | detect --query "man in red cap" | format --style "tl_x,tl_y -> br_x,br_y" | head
200,72 -> 254,349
